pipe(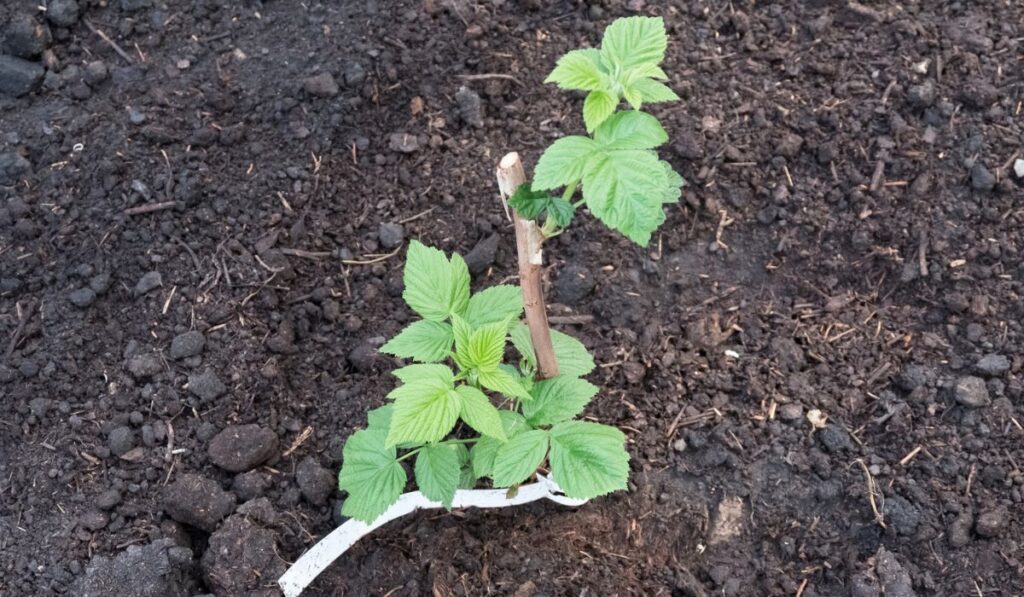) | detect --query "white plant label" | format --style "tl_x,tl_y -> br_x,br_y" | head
278,475 -> 586,597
